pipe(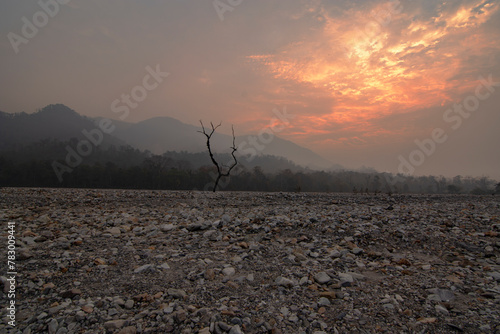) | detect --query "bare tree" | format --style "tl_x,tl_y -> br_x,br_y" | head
198,121 -> 238,192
